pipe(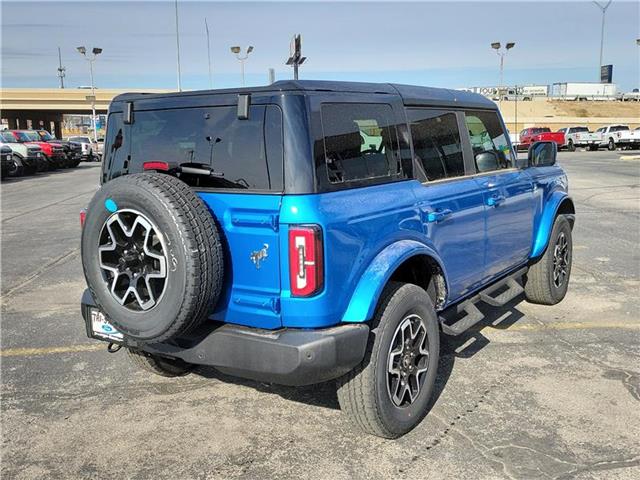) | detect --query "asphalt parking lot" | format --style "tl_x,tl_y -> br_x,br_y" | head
1,151 -> 639,479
